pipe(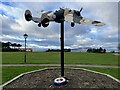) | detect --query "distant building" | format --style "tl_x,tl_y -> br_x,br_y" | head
19,48 -> 32,52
